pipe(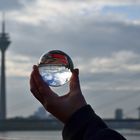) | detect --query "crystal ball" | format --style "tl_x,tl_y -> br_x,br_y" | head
38,50 -> 74,87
